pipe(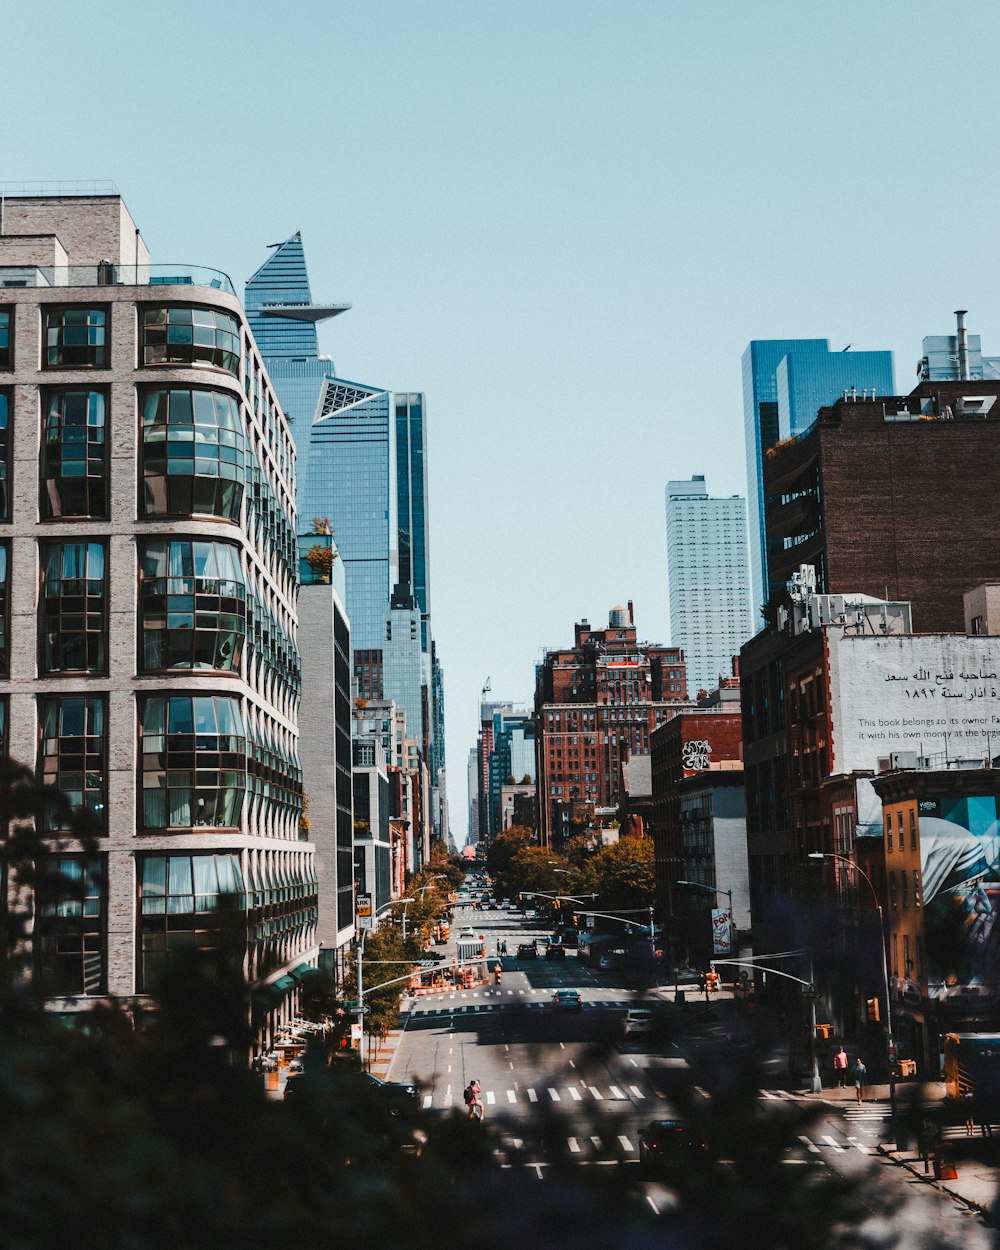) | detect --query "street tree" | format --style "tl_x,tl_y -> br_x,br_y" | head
592,836 -> 655,913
